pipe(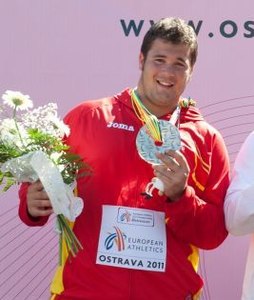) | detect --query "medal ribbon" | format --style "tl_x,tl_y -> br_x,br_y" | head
131,88 -> 181,143
131,89 -> 162,142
